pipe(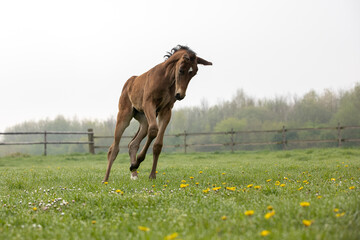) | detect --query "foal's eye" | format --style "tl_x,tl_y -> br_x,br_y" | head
179,69 -> 185,75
